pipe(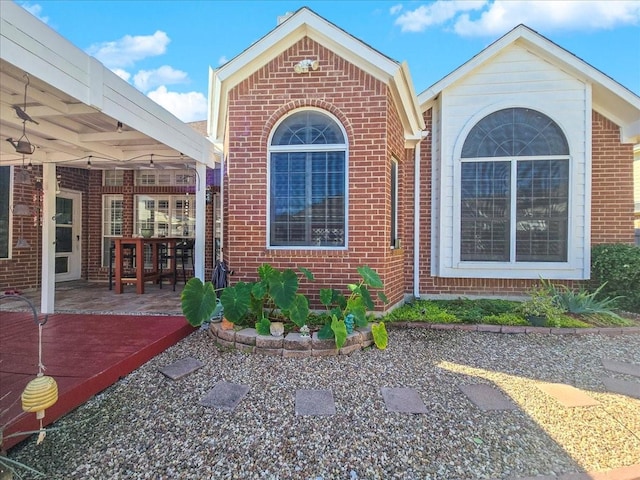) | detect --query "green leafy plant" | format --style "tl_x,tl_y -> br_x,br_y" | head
539,278 -> 623,320
180,277 -> 224,327
318,266 -> 389,348
255,316 -> 271,336
517,284 -> 566,327
591,244 -> 640,313
371,322 -> 388,349
482,313 -> 529,326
